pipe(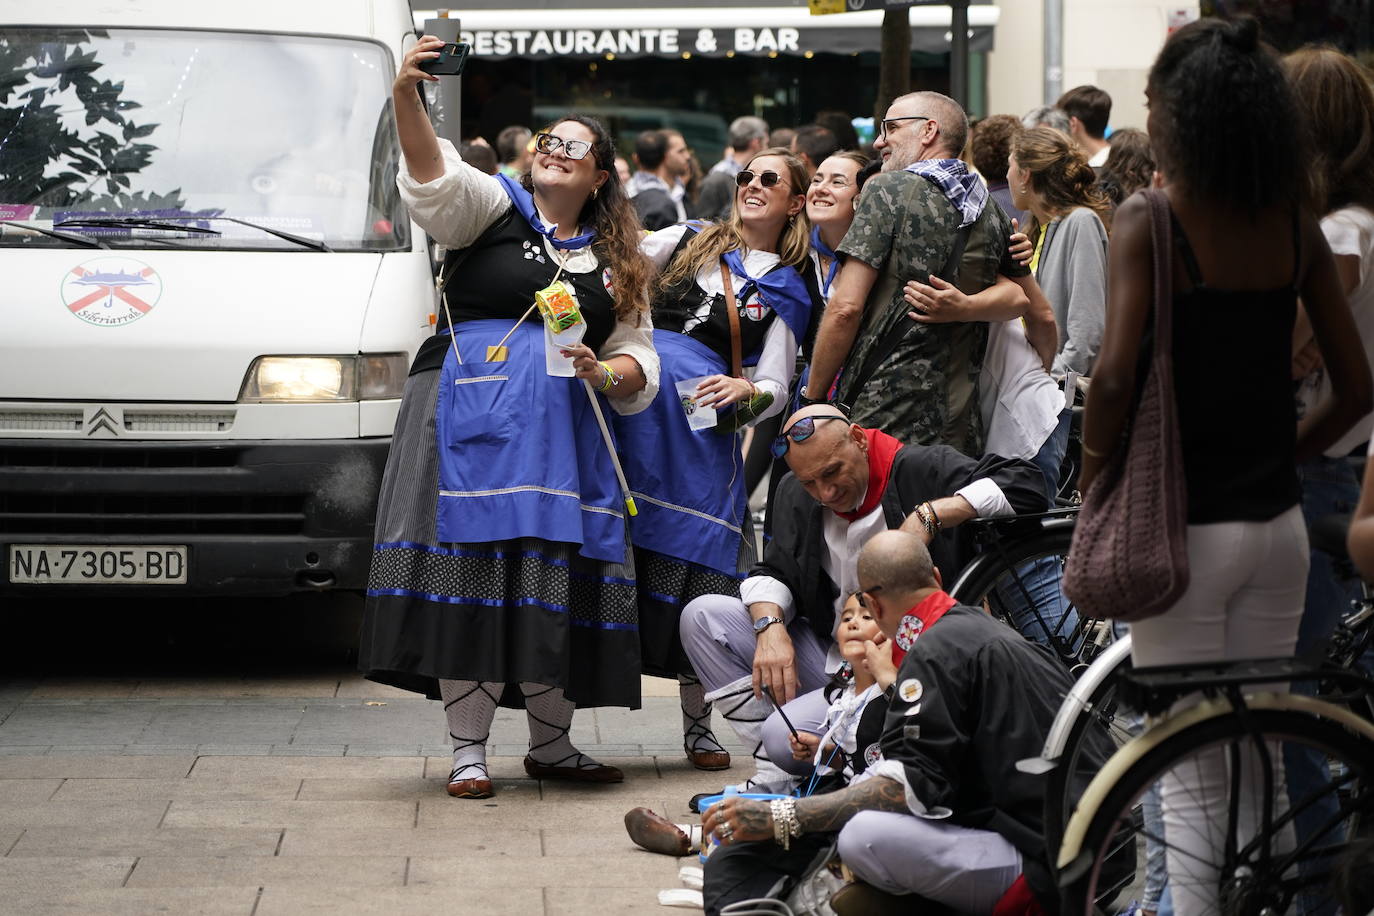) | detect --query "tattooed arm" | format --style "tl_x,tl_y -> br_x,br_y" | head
795,775 -> 909,833
703,776 -> 909,845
